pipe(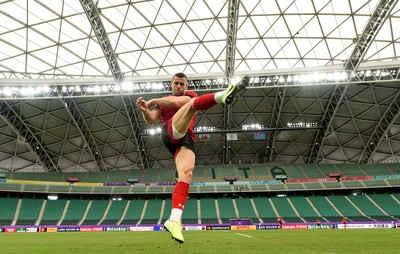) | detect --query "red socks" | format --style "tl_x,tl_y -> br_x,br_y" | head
172,182 -> 190,210
192,93 -> 217,110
